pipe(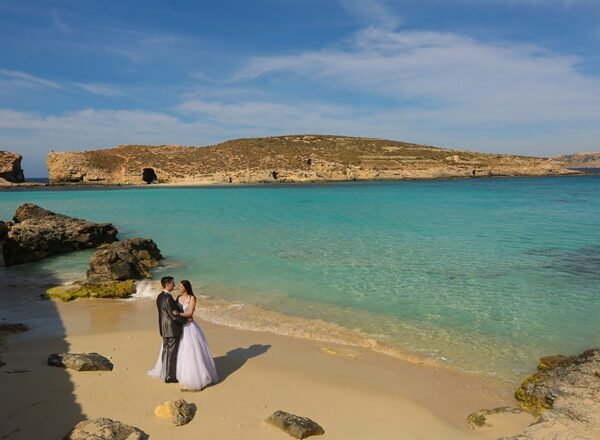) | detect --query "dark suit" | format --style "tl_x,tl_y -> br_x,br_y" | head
156,290 -> 187,380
